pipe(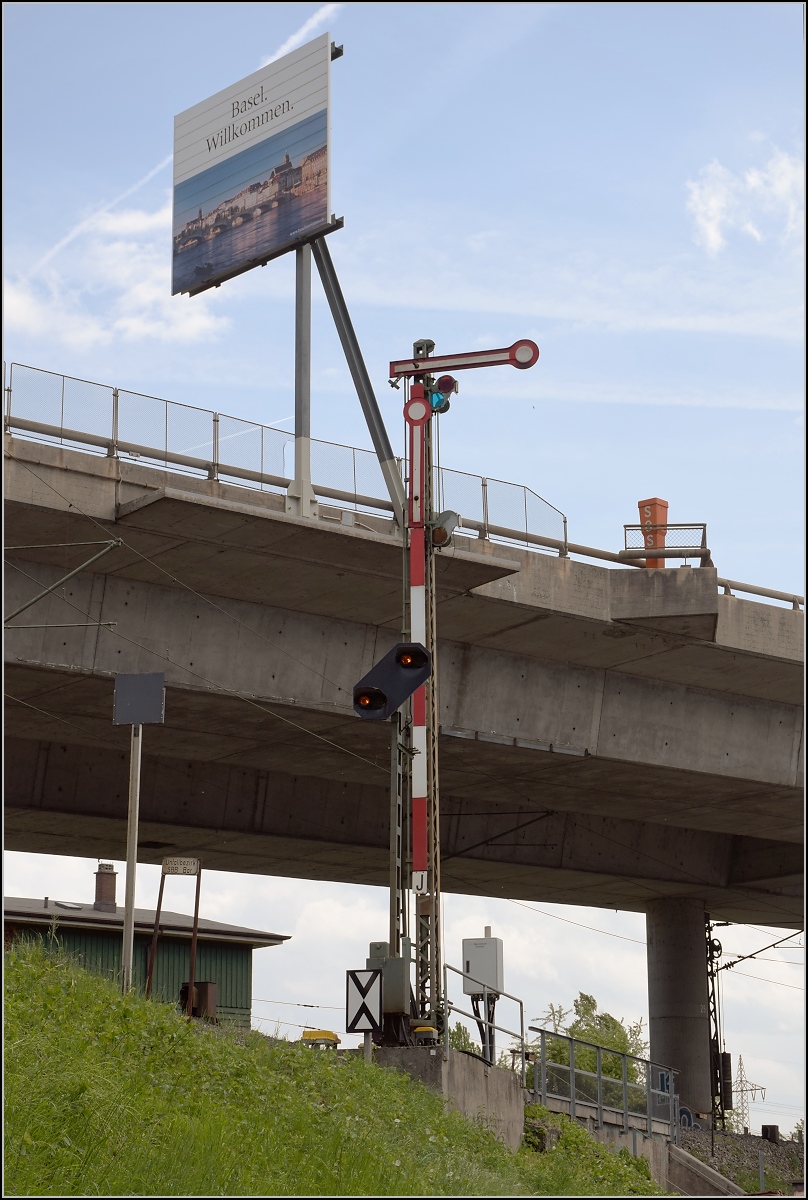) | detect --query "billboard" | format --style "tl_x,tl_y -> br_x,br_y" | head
172,33 -> 333,296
